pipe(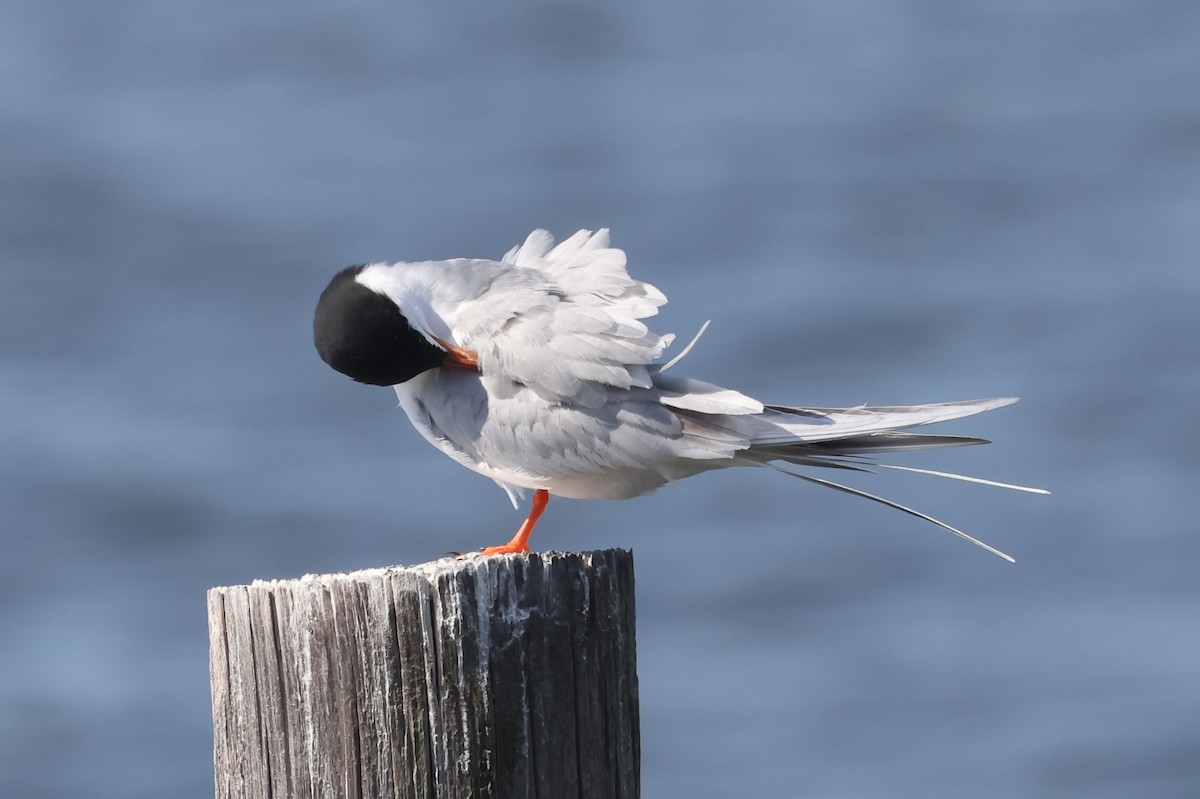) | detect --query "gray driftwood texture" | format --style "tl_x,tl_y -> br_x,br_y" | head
208,549 -> 639,799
